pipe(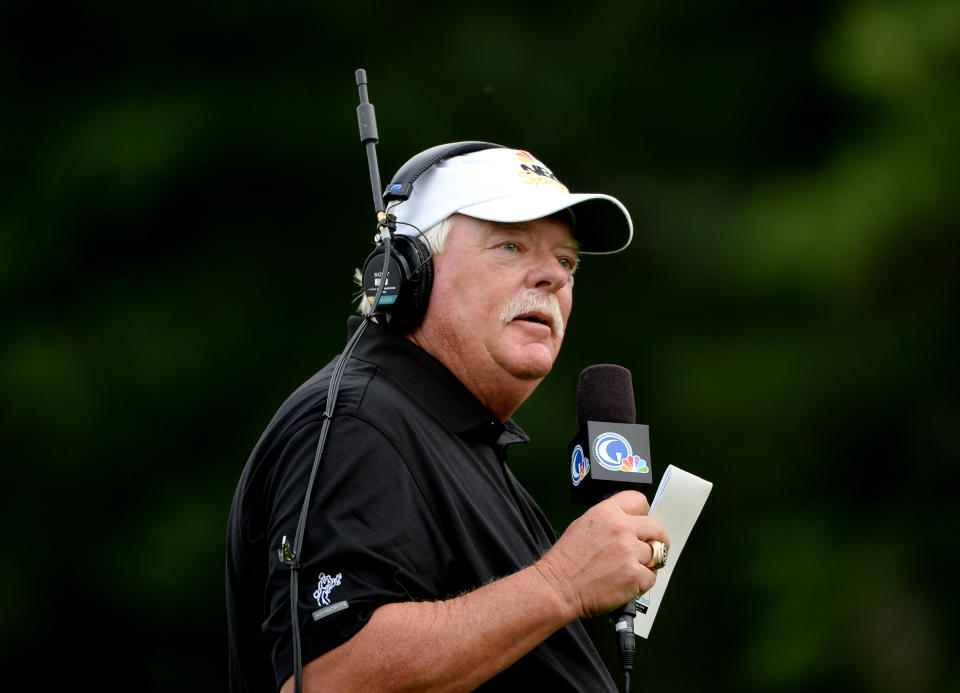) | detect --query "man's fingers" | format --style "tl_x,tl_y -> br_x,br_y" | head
604,491 -> 670,547
607,490 -> 650,516
634,517 -> 669,548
